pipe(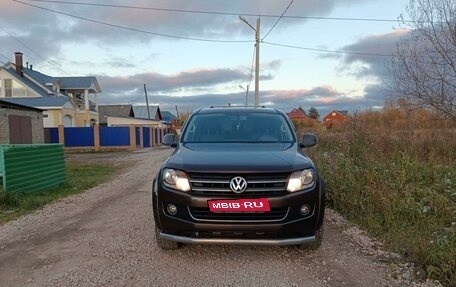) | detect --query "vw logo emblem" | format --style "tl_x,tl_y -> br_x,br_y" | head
230,176 -> 247,193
